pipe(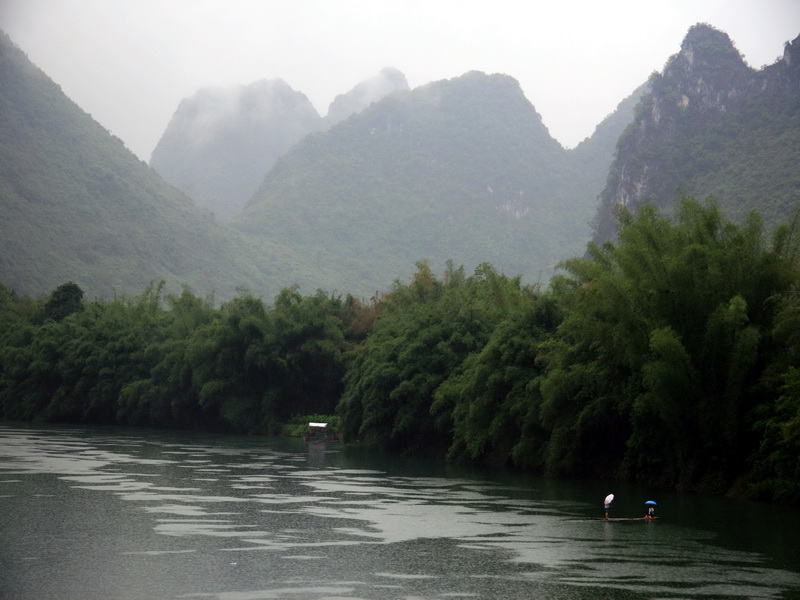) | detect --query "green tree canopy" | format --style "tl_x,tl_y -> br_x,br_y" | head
43,281 -> 84,322
540,196 -> 799,490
